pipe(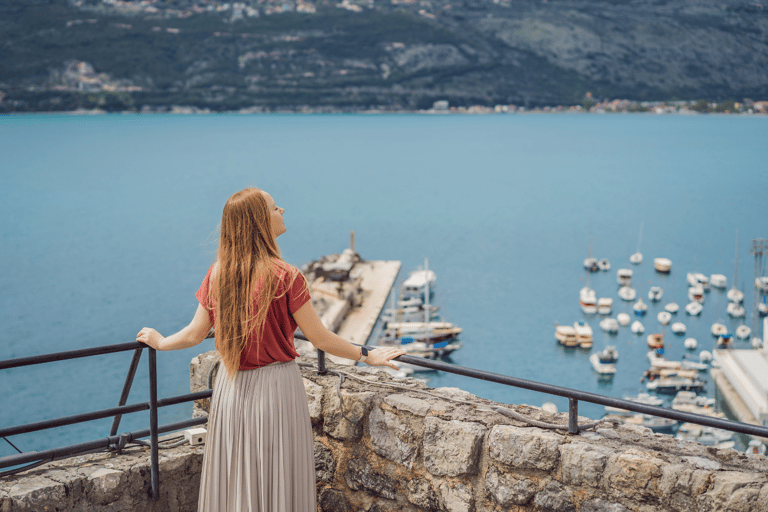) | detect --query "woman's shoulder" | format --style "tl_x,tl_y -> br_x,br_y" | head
272,259 -> 301,278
